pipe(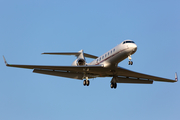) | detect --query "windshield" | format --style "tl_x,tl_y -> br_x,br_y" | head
123,41 -> 135,44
